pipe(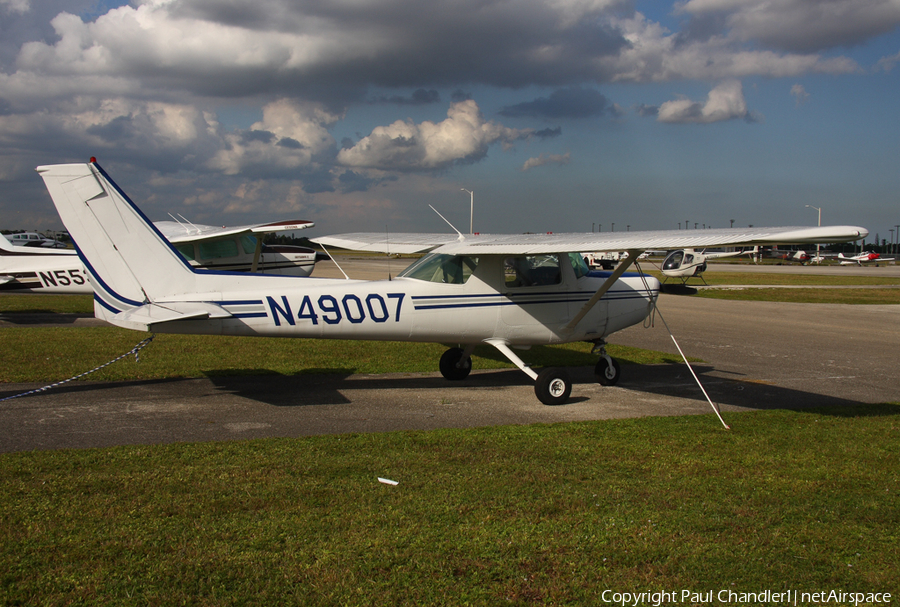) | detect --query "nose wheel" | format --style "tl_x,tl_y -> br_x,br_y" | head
595,356 -> 620,386
439,347 -> 473,380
